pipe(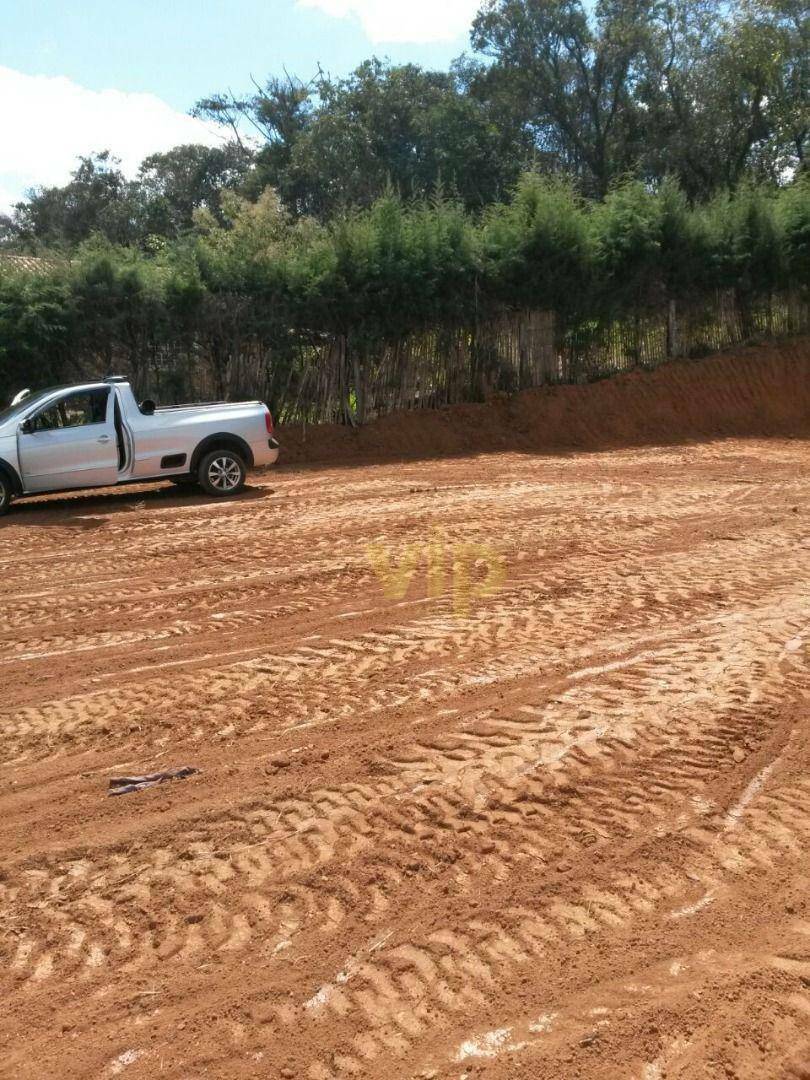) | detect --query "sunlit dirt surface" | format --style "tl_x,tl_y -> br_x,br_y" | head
1,439 -> 809,1079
